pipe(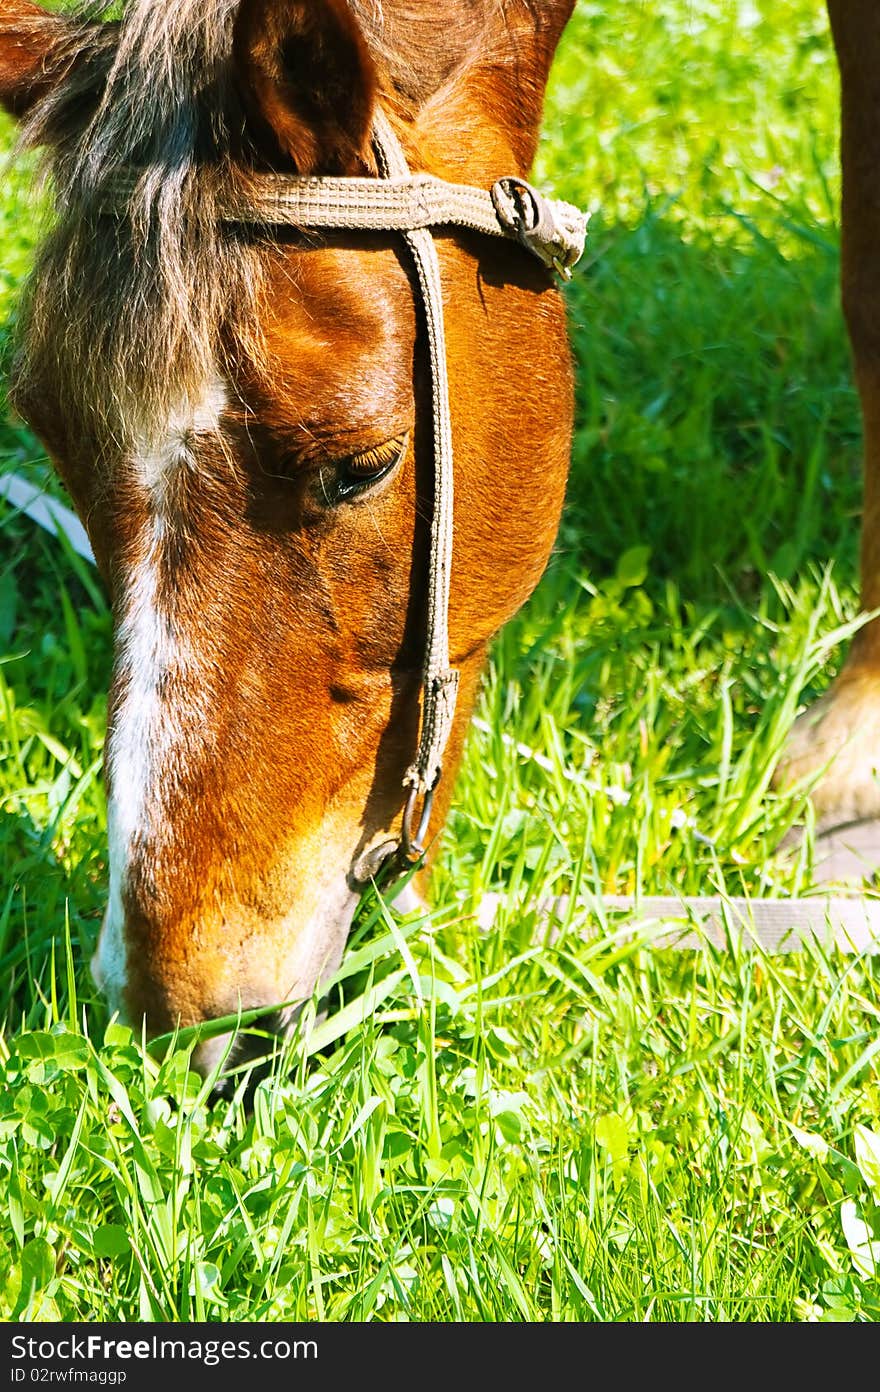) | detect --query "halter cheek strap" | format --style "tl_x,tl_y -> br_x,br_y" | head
370,111 -> 460,860
104,110 -> 588,867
